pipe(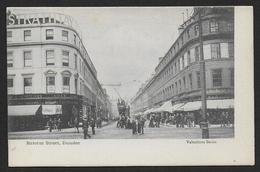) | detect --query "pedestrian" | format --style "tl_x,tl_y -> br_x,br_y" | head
47,118 -> 53,132
140,117 -> 146,134
220,111 -> 226,127
82,118 -> 91,139
132,119 -> 137,134
90,117 -> 96,135
53,118 -> 57,130
57,118 -> 62,131
137,118 -> 142,135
